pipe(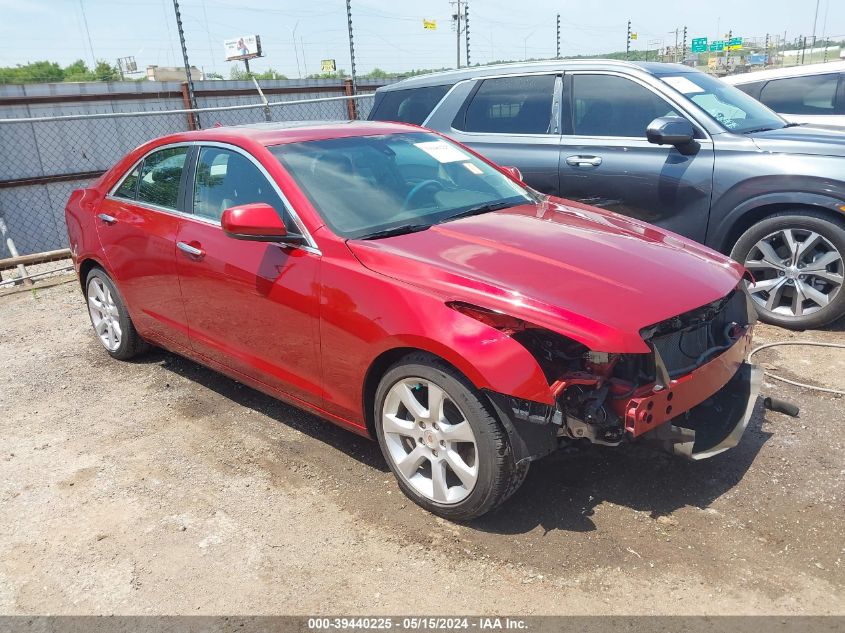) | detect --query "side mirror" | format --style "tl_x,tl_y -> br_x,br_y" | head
501,166 -> 523,181
646,116 -> 695,147
221,203 -> 304,244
